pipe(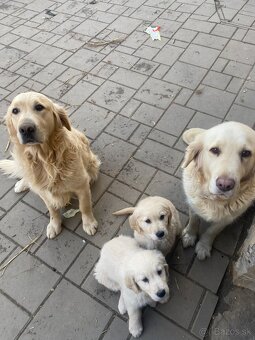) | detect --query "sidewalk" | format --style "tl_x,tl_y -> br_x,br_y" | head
0,0 -> 255,339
